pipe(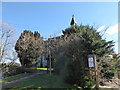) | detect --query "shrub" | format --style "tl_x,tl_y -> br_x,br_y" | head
25,68 -> 37,73
17,67 -> 37,73
61,58 -> 92,88
54,56 -> 68,75
2,63 -> 21,77
54,55 -> 94,88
